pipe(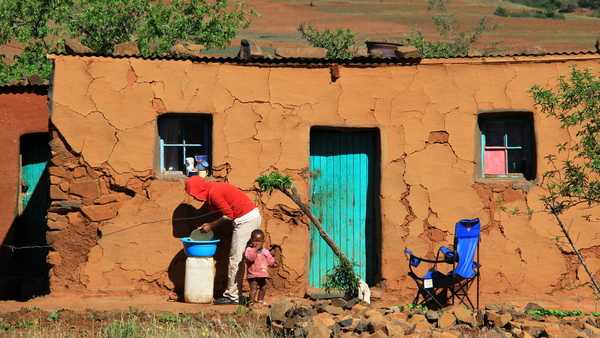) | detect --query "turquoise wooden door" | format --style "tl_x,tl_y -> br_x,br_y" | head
18,133 -> 50,274
309,129 -> 377,287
